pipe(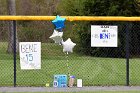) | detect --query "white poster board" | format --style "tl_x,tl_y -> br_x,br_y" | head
19,42 -> 41,69
91,25 -> 118,47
